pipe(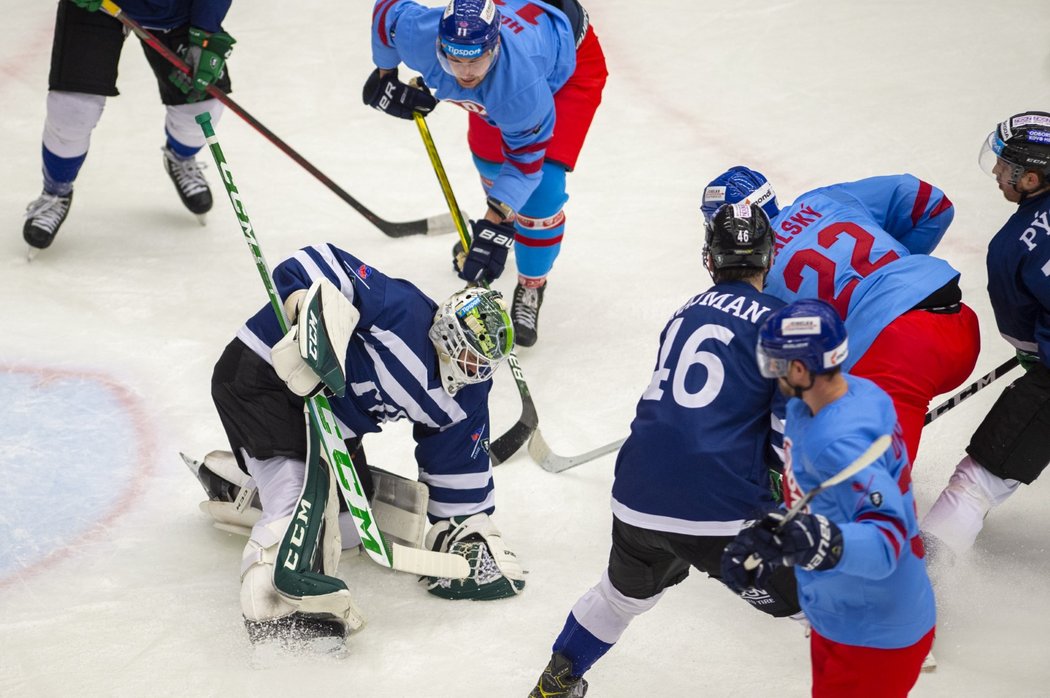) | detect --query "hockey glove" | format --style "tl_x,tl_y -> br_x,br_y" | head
720,519 -> 780,594
362,68 -> 437,120
1017,349 -> 1040,373
762,511 -> 844,571
71,0 -> 102,11
170,27 -> 236,103
271,279 -> 359,398
459,220 -> 515,284
424,513 -> 526,600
